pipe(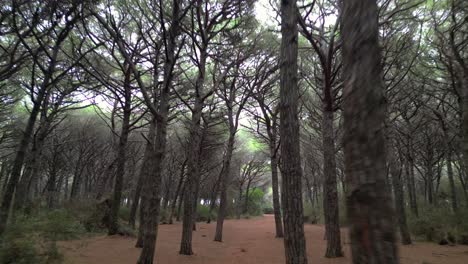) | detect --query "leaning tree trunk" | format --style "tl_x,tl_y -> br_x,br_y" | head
108,80 -> 132,236
322,109 -> 343,257
279,0 -> 308,263
0,96 -> 43,235
342,0 -> 399,263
